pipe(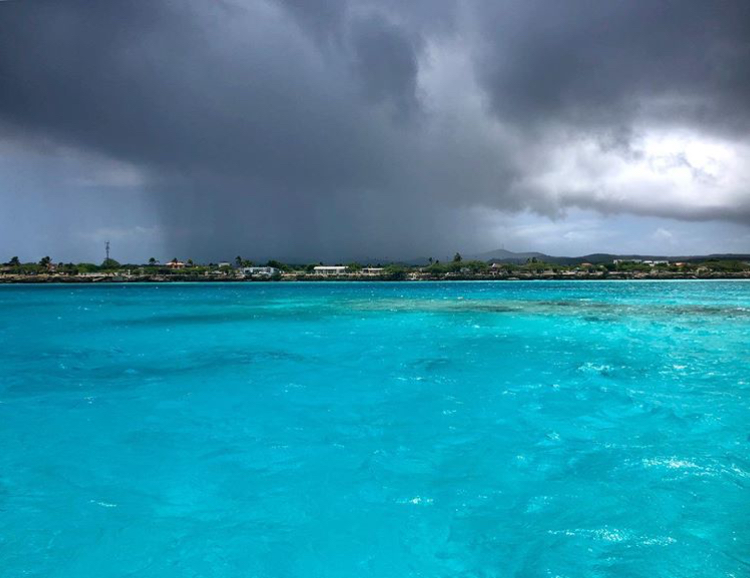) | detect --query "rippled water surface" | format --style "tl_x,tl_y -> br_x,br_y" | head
1,281 -> 749,577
